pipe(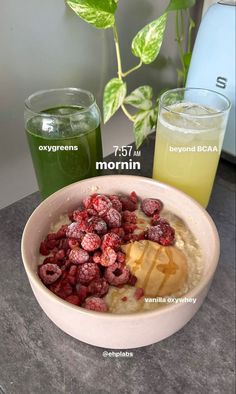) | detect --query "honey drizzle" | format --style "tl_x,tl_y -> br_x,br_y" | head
158,248 -> 179,293
131,242 -> 150,274
142,247 -> 165,294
